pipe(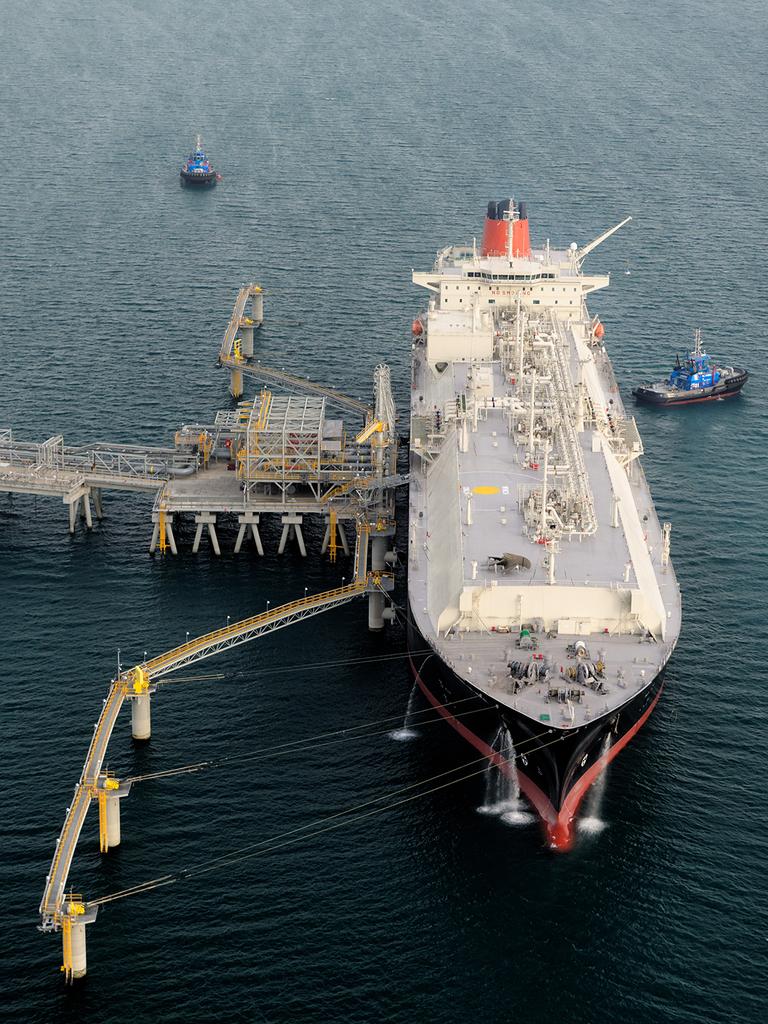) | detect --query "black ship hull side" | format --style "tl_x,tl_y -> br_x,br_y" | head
180,170 -> 217,186
407,616 -> 664,850
633,369 -> 748,406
